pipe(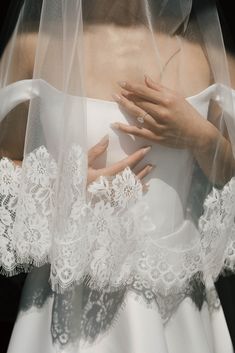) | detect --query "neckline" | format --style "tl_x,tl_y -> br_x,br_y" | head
86,83 -> 217,105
